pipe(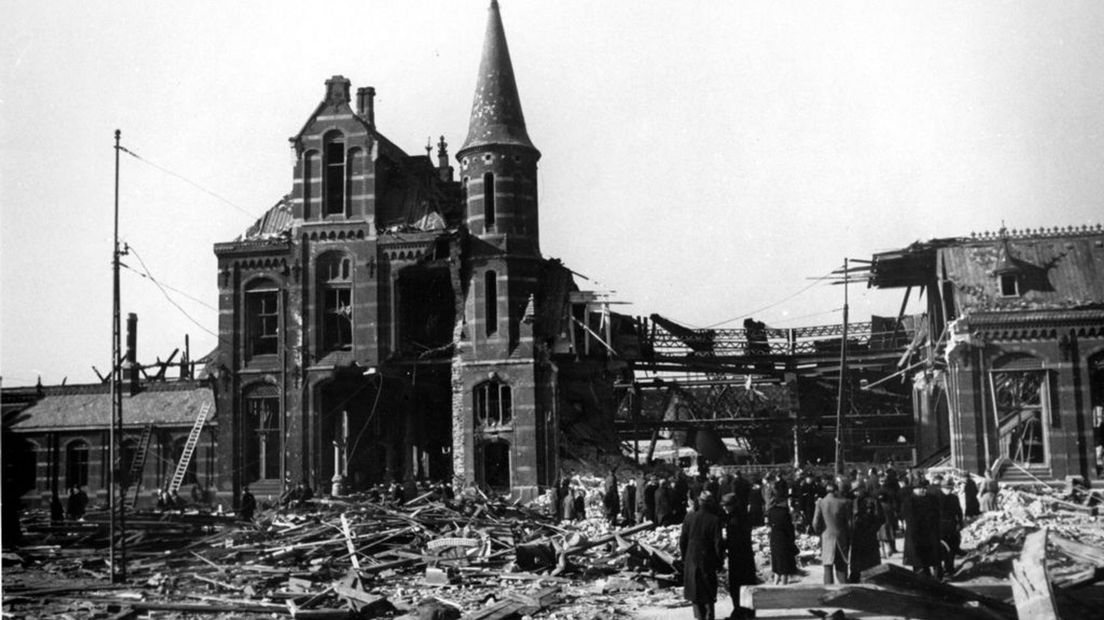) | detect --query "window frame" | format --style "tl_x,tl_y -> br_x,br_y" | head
245,285 -> 280,359
474,379 -> 513,428
319,255 -> 353,352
